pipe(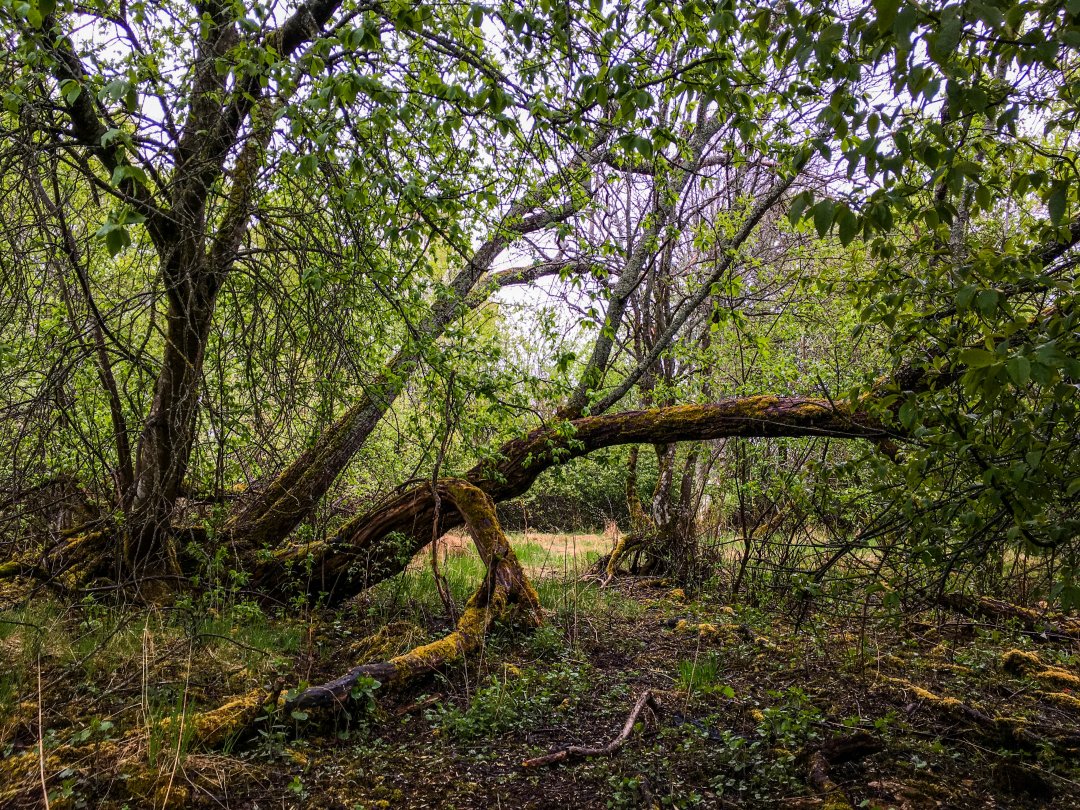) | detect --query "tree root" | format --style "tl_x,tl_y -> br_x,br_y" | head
521,690 -> 660,767
939,593 -> 1080,643
803,732 -> 884,810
